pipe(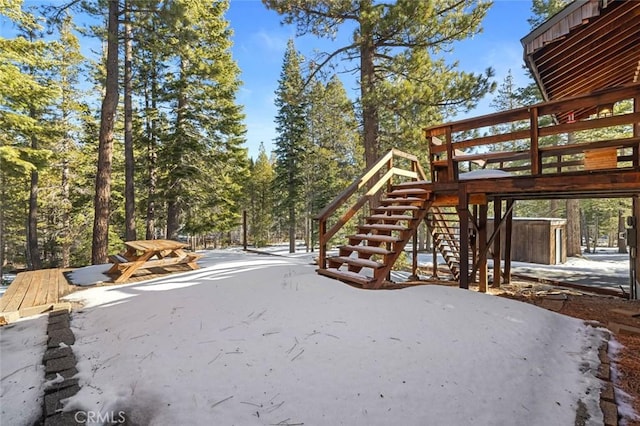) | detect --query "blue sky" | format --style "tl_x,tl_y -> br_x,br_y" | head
227,0 -> 537,159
